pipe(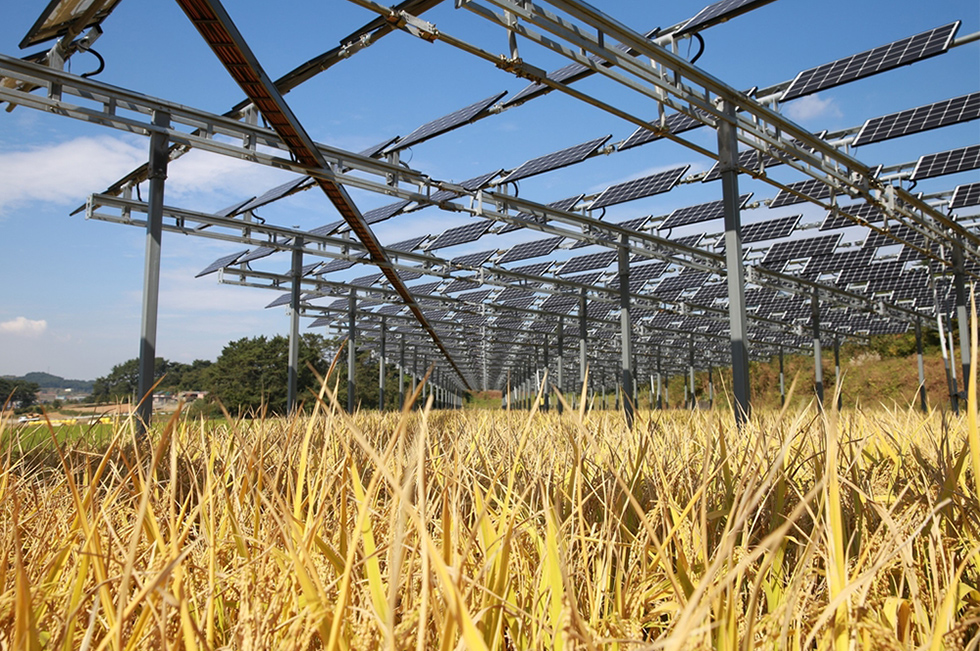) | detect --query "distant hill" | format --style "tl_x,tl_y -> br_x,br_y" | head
1,372 -> 94,392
